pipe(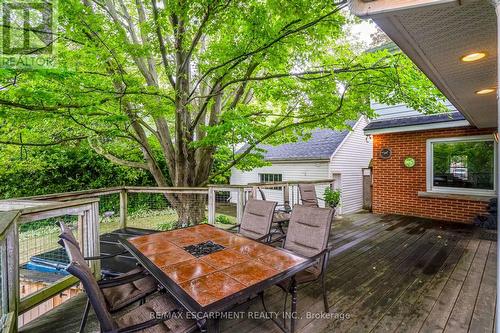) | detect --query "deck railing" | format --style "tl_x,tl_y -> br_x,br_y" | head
0,179 -> 333,330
